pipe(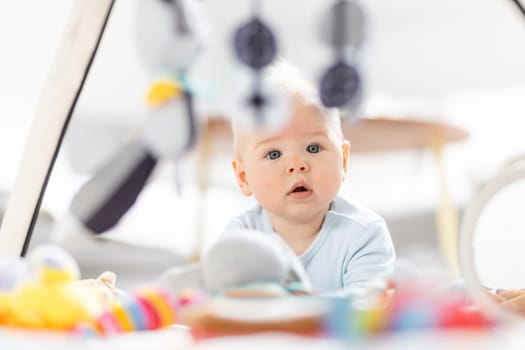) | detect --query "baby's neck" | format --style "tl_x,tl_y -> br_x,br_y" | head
268,213 -> 325,256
